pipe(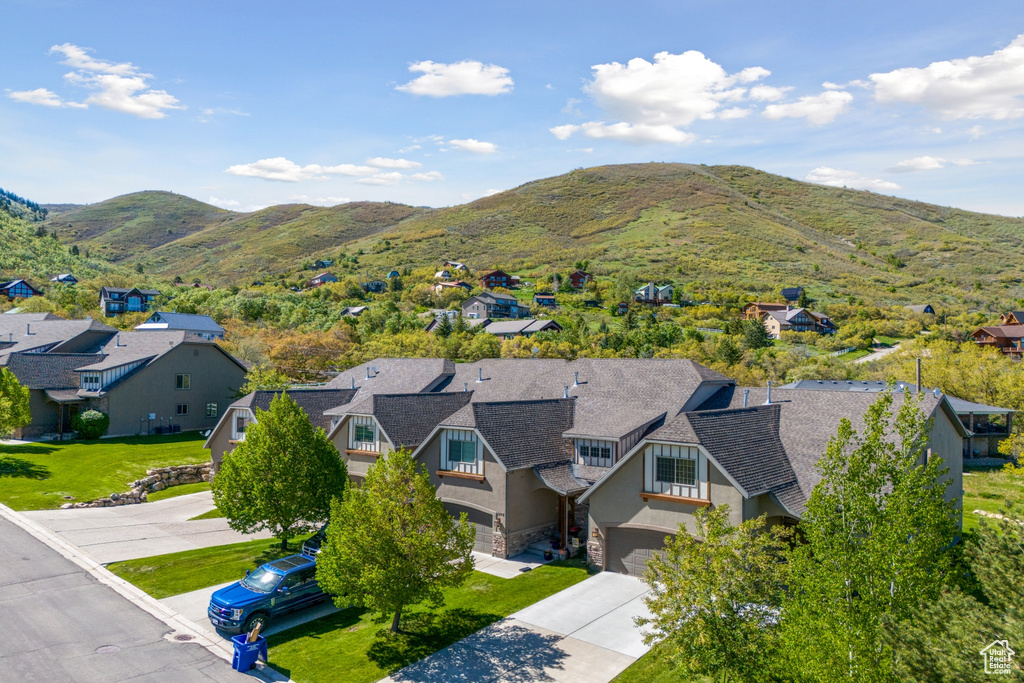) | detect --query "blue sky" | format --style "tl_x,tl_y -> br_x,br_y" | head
2,1 -> 1024,216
